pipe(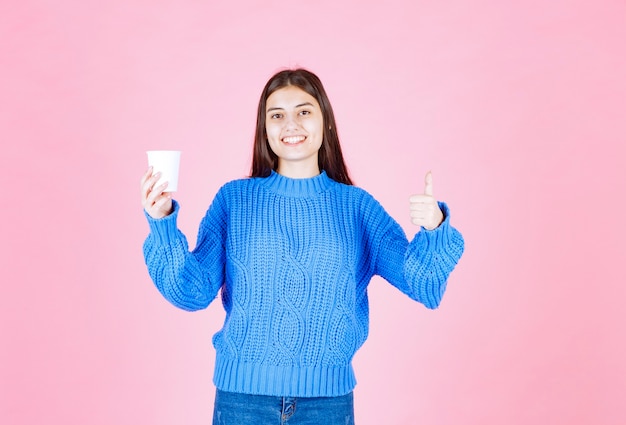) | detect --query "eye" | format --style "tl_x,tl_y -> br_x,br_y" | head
299,110 -> 311,116
269,113 -> 283,119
